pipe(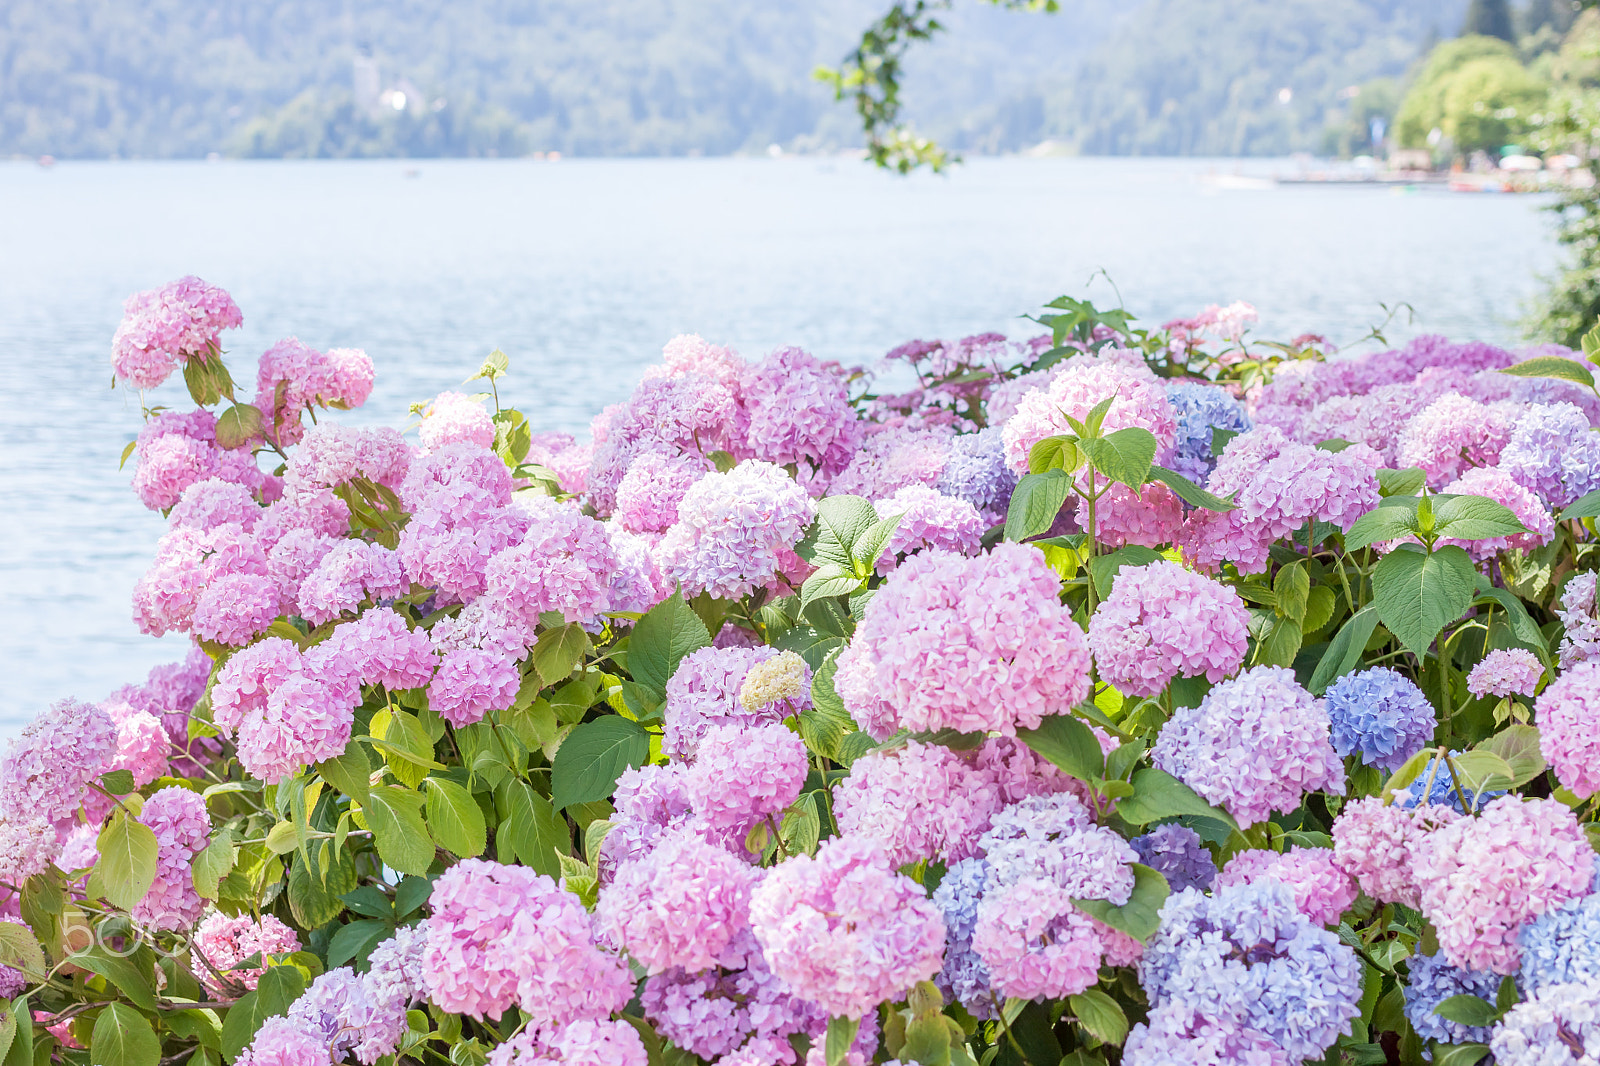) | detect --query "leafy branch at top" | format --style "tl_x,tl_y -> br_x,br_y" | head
816,0 -> 1058,173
